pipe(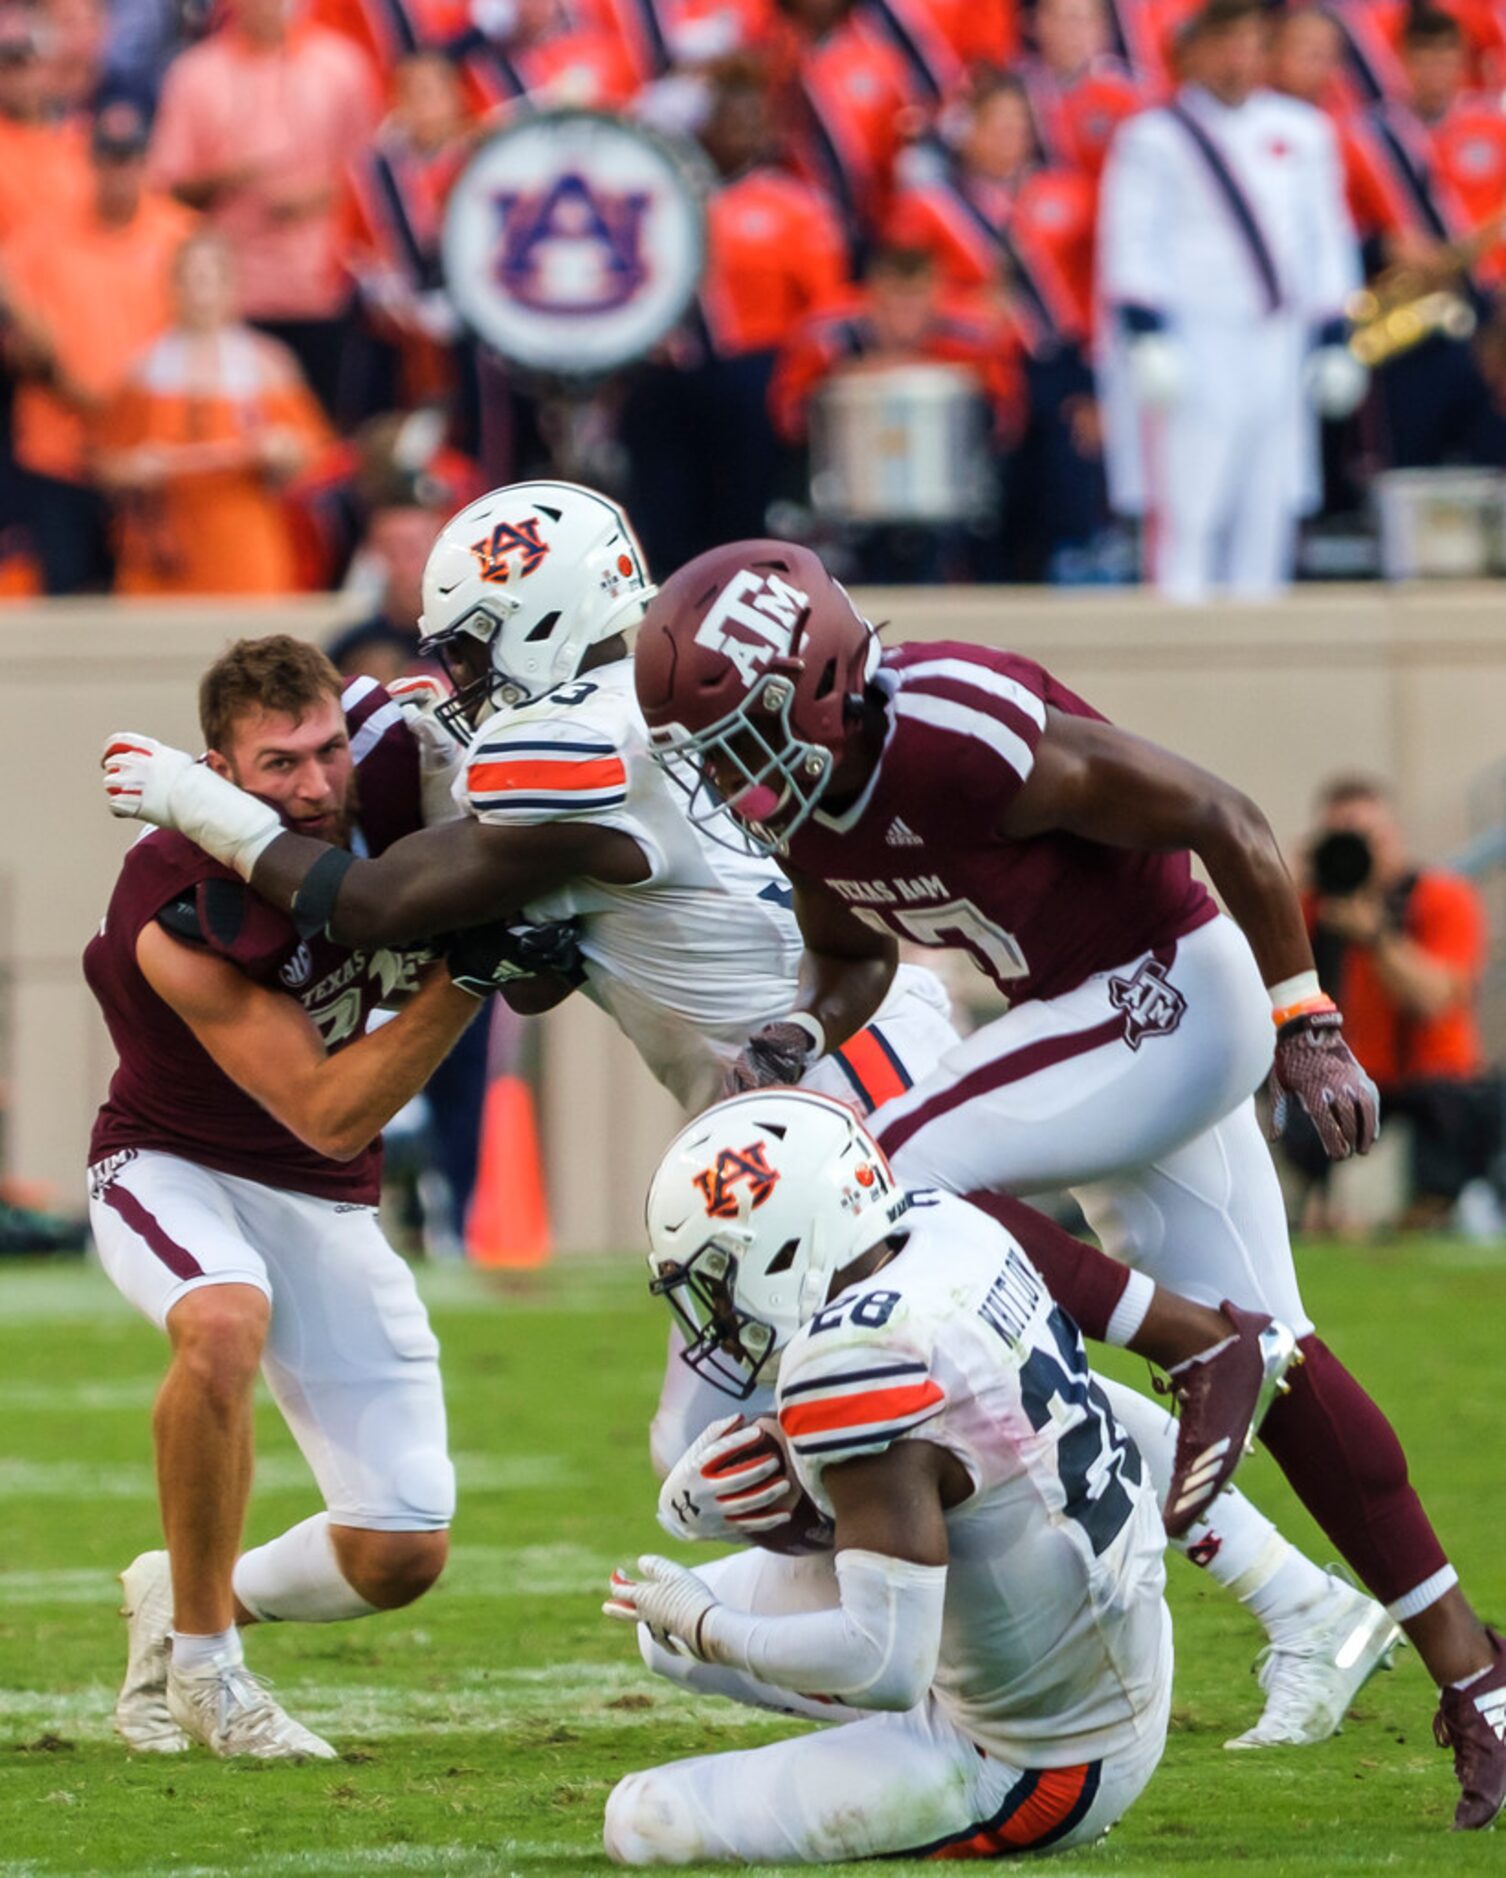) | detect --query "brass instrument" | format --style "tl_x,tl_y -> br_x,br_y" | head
1346,210 -> 1505,368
